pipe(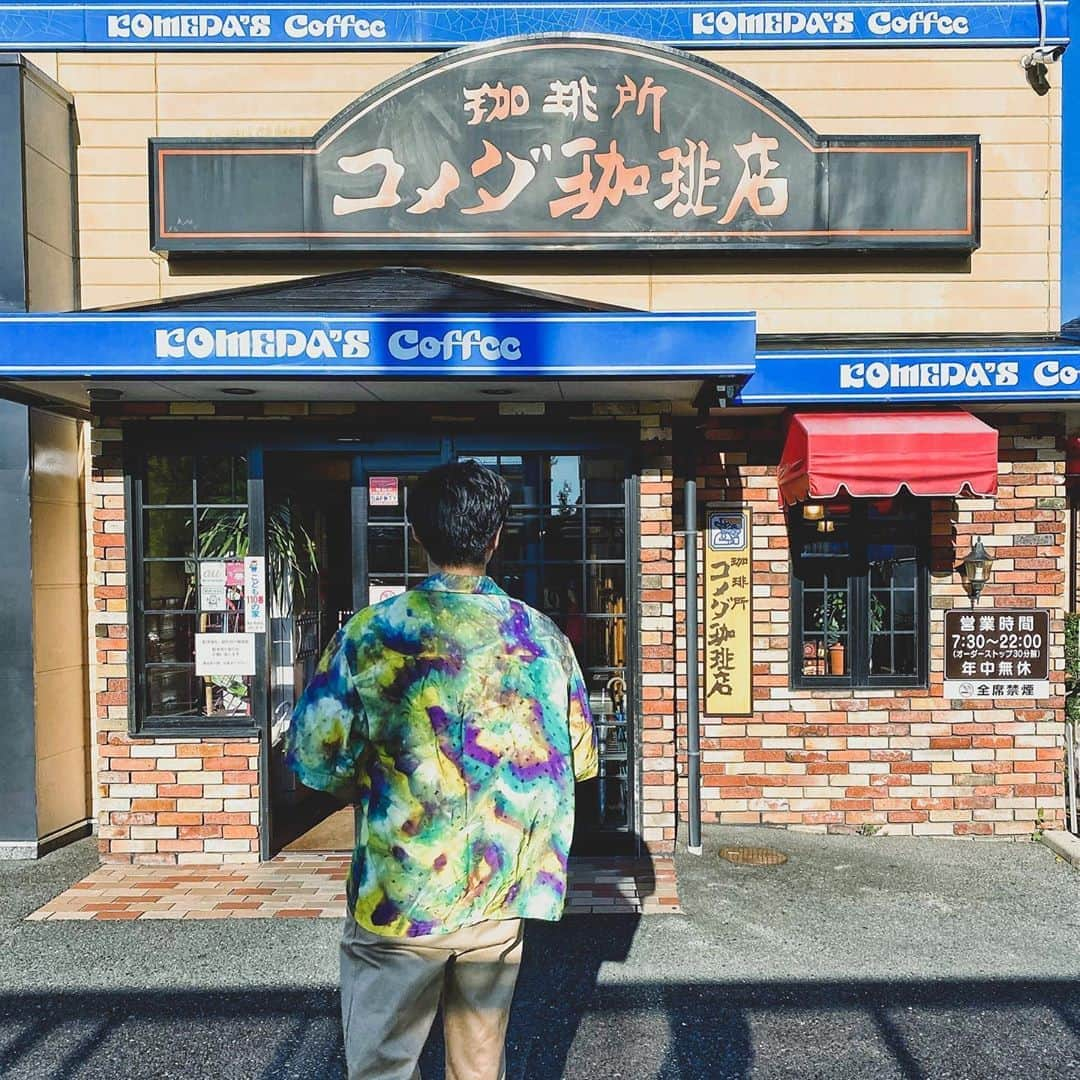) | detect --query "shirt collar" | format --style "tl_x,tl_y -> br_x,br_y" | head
416,572 -> 507,596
